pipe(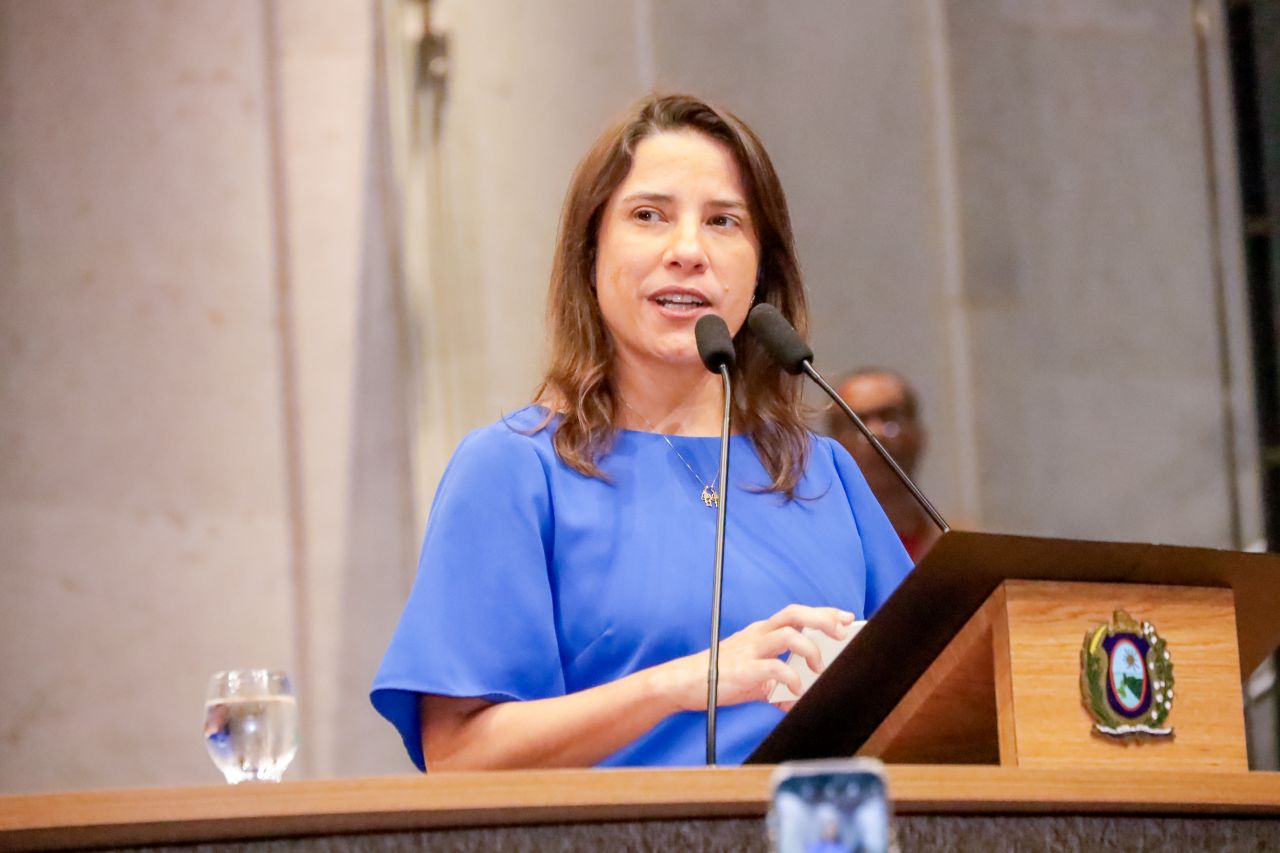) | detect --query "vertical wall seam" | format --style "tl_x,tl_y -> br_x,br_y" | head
925,0 -> 983,526
1193,0 -> 1245,549
633,0 -> 656,91
371,0 -> 422,577
261,0 -> 314,769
